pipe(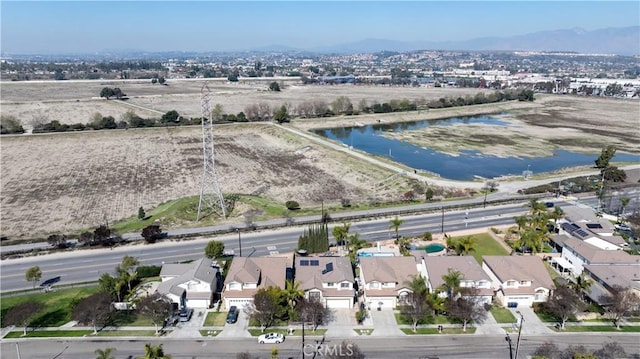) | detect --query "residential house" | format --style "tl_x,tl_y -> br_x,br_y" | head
424,256 -> 493,306
550,235 -> 633,276
583,263 -> 640,307
482,256 -> 555,308
157,257 -> 220,309
222,257 -> 288,309
295,256 -> 355,308
358,256 -> 420,309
